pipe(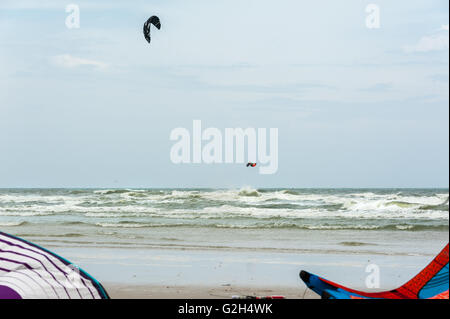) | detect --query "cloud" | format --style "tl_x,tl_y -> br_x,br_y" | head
360,83 -> 393,92
52,54 -> 108,69
404,25 -> 449,53
0,0 -> 61,10
429,74 -> 449,83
